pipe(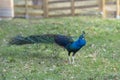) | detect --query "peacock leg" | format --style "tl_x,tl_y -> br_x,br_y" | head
72,53 -> 76,64
68,52 -> 71,64
72,56 -> 75,64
